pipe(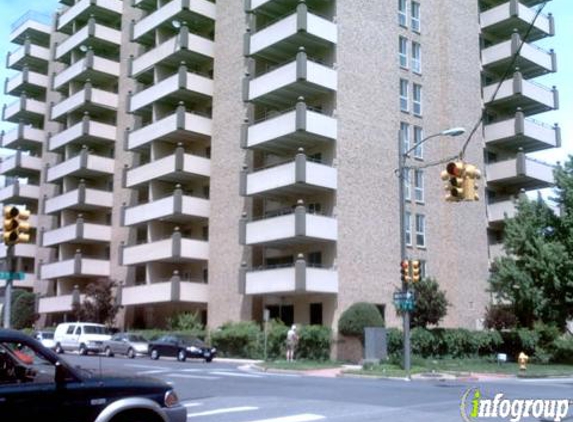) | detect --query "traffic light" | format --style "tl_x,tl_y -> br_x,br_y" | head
400,260 -> 411,284
463,164 -> 481,201
411,260 -> 420,283
3,206 -> 31,245
440,161 -> 465,202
